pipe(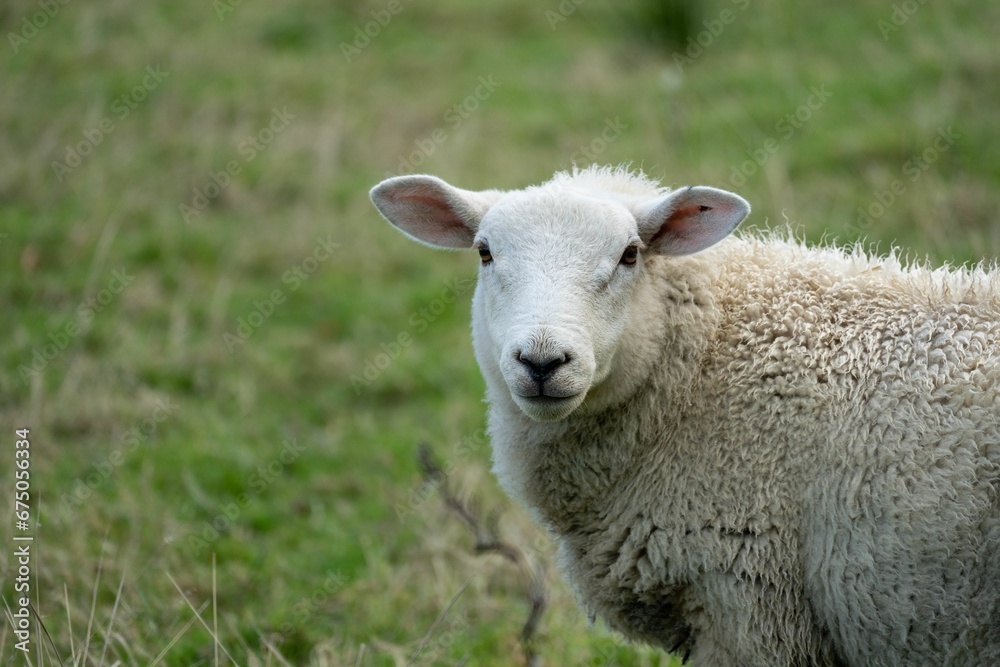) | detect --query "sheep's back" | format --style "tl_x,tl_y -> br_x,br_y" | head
702,237 -> 1000,665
